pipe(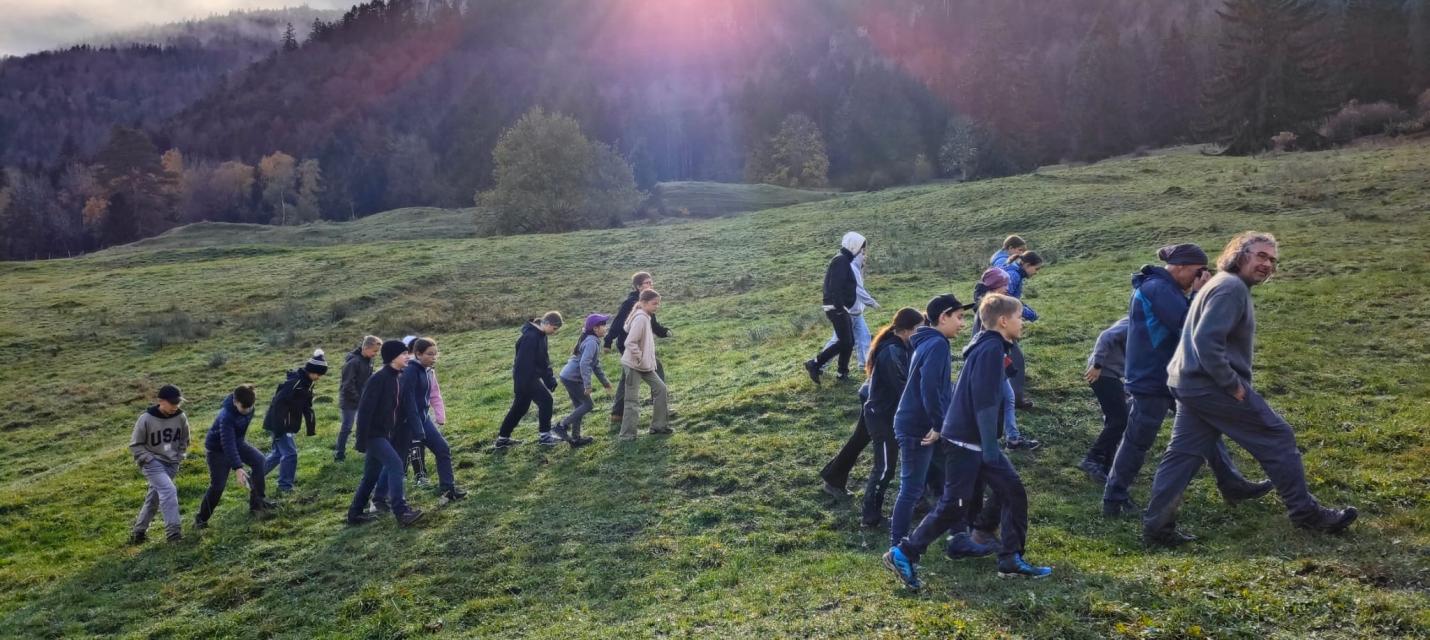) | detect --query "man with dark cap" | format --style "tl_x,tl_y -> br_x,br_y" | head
1102,244 -> 1272,517
262,348 -> 327,493
1142,232 -> 1356,546
347,340 -> 424,527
